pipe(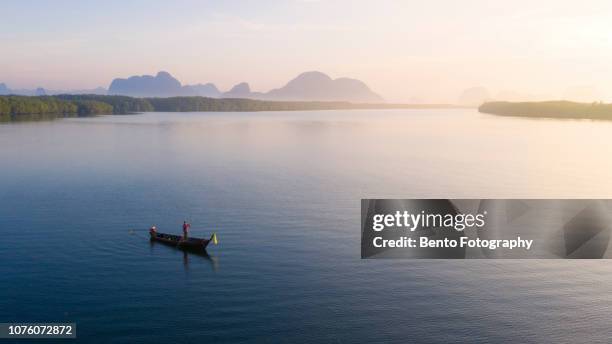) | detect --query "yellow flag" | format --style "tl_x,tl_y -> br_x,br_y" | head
212,233 -> 218,245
